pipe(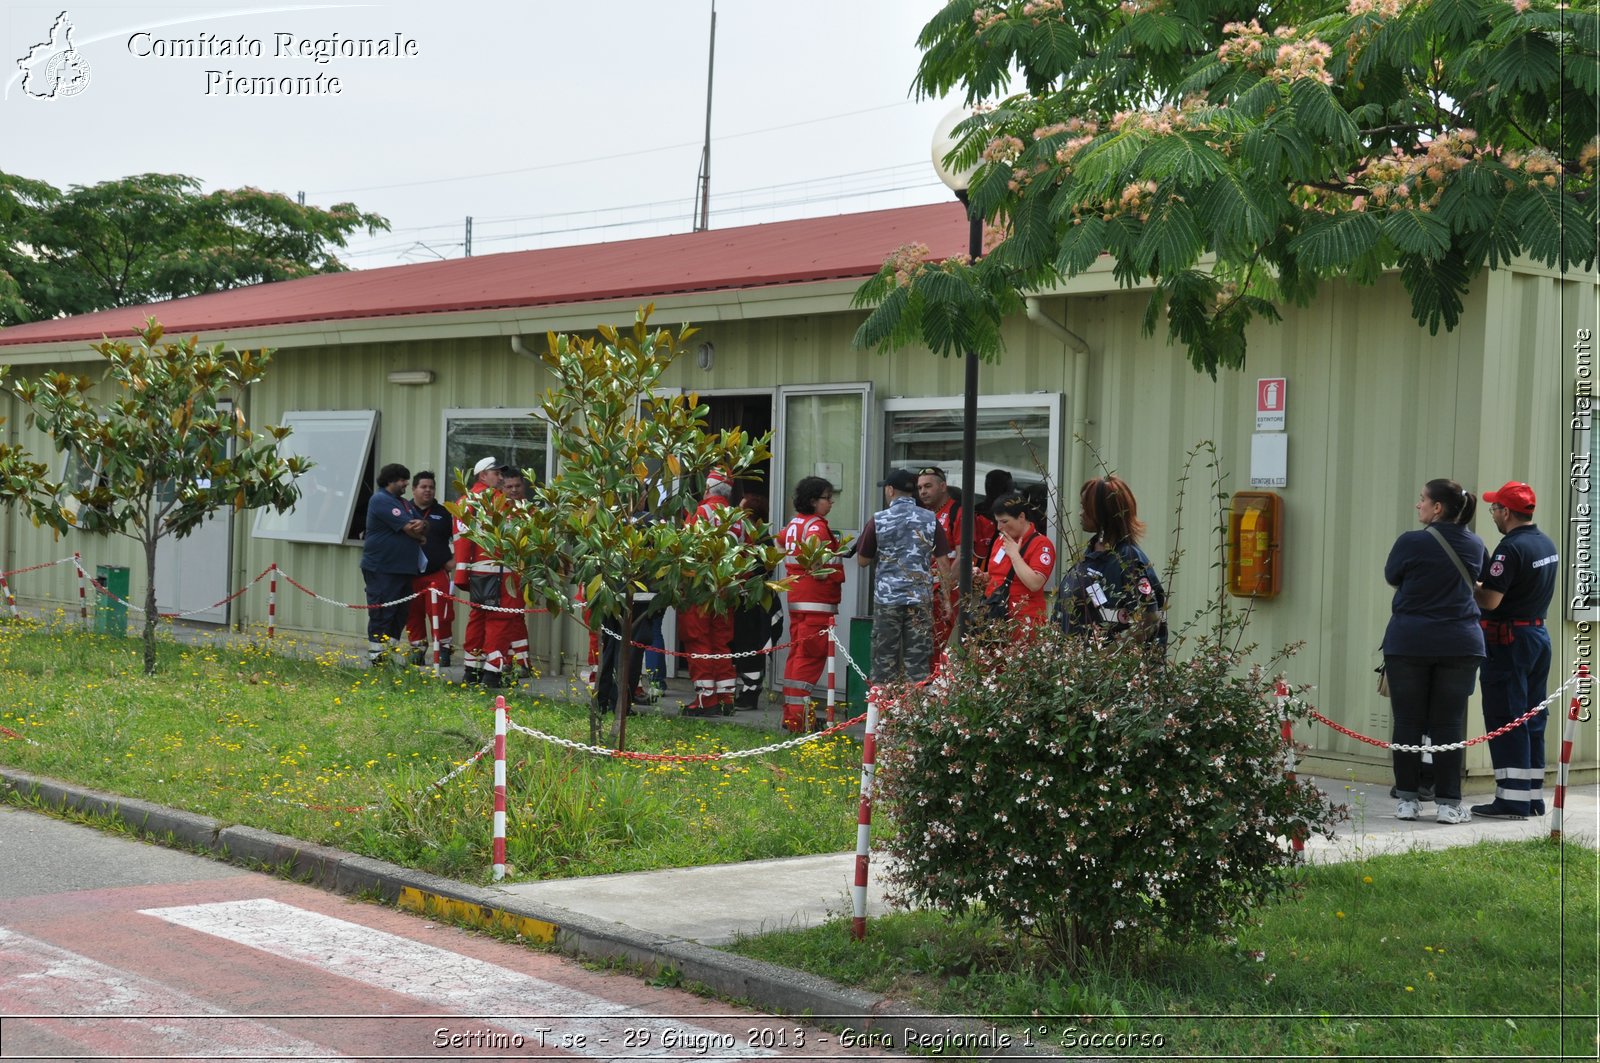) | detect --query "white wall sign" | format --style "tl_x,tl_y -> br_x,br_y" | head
1251,432 -> 1288,488
1256,377 -> 1287,431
